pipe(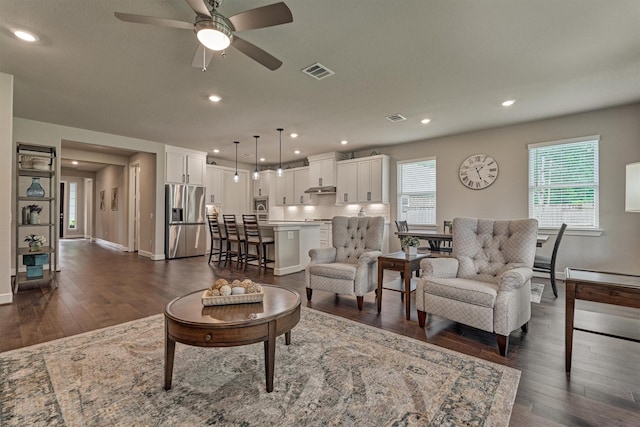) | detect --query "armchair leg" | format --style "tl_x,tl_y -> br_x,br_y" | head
521,322 -> 529,333
306,288 -> 312,301
496,334 -> 509,357
356,296 -> 364,311
417,310 -> 427,328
